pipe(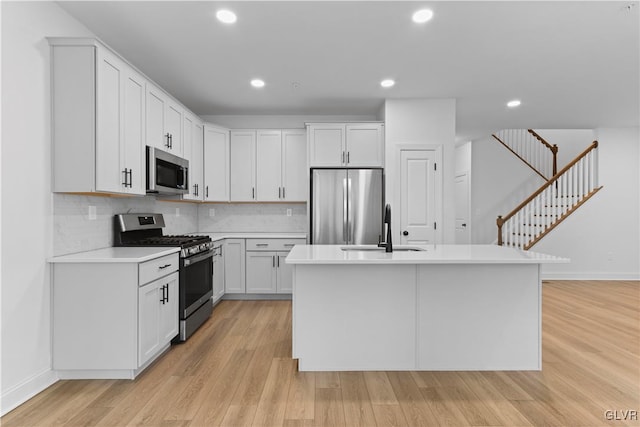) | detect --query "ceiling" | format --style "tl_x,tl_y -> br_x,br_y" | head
57,1 -> 639,142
